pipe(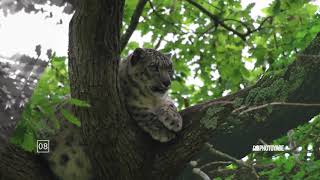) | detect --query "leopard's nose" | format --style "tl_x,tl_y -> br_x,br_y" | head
162,80 -> 171,87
